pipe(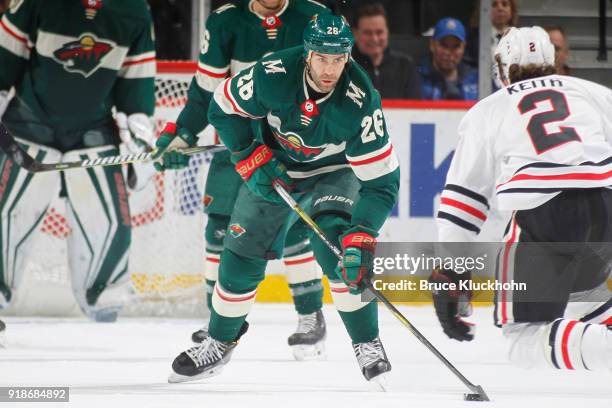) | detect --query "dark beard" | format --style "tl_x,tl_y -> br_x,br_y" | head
305,66 -> 331,97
